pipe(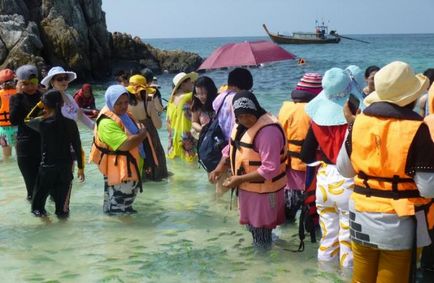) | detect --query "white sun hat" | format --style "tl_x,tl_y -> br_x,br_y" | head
41,66 -> 77,87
